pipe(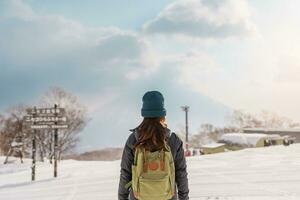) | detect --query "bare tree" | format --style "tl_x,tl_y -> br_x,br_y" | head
0,88 -> 88,162
0,113 -> 4,155
0,104 -> 30,158
190,124 -> 218,147
229,110 -> 263,131
259,110 -> 299,128
35,130 -> 49,162
39,87 -> 88,160
229,109 -> 299,130
200,123 -> 214,134
189,123 -> 240,148
175,124 -> 187,143
186,110 -> 300,148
